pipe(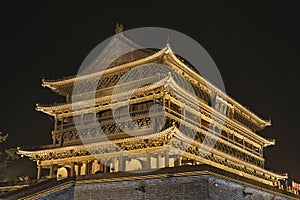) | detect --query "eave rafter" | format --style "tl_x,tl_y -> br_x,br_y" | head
17,126 -> 176,160
17,126 -> 286,182
37,72 -> 275,148
41,44 -> 270,130
41,48 -> 168,94
162,47 -> 271,129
